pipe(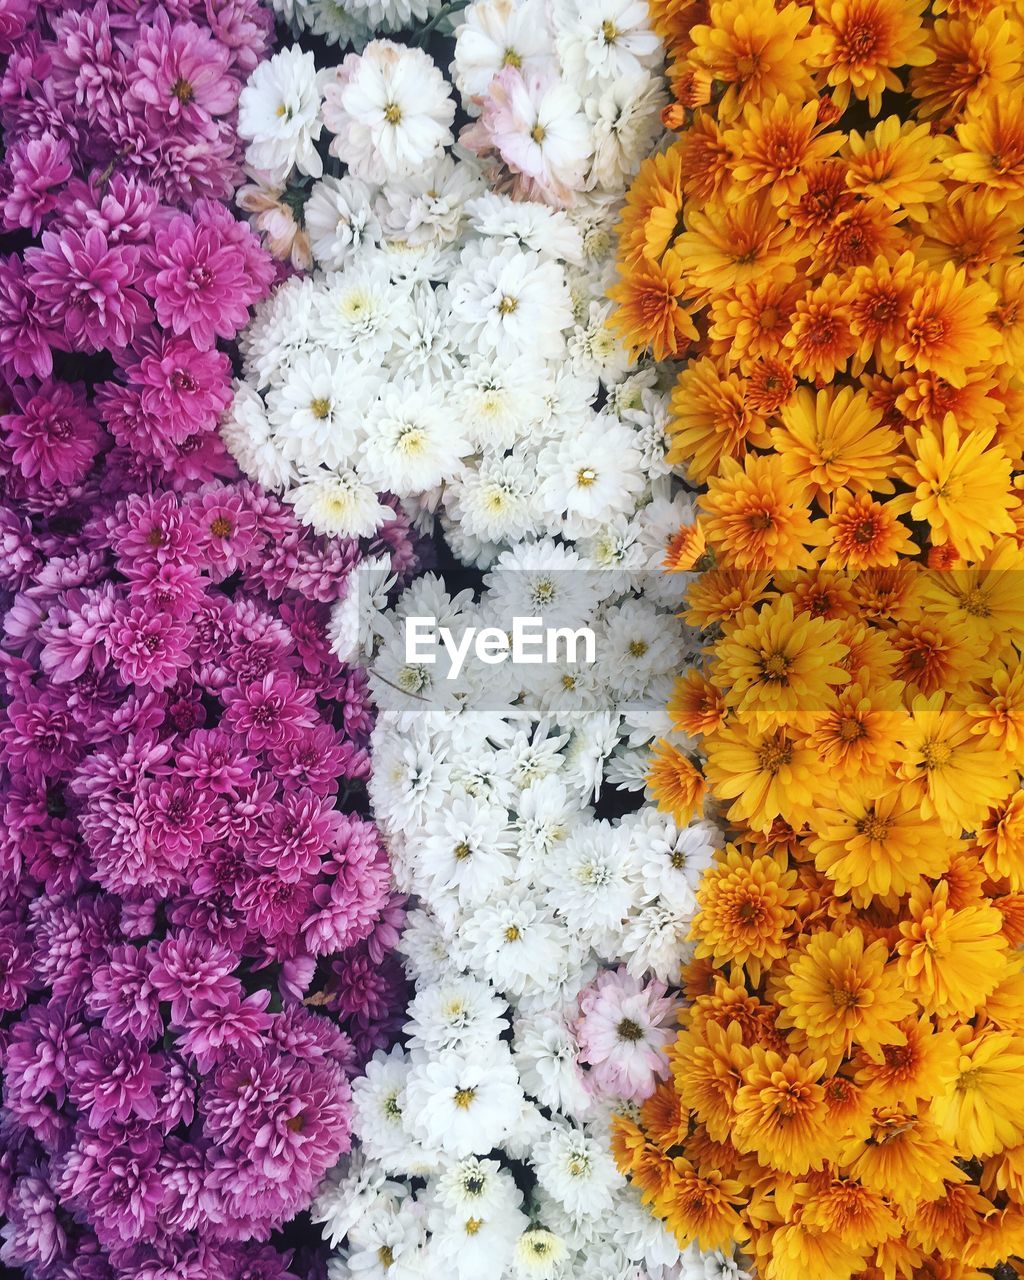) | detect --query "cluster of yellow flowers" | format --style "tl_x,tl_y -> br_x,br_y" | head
610,0 -> 1024,1277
